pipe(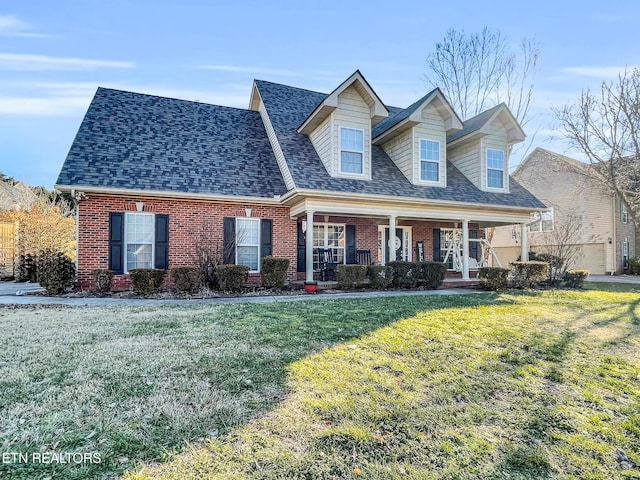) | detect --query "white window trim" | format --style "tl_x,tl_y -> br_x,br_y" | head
313,222 -> 347,270
529,209 -> 554,232
486,148 -> 506,190
124,212 -> 155,274
338,126 -> 366,177
621,201 -> 629,224
235,217 -> 261,273
418,138 -> 441,184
